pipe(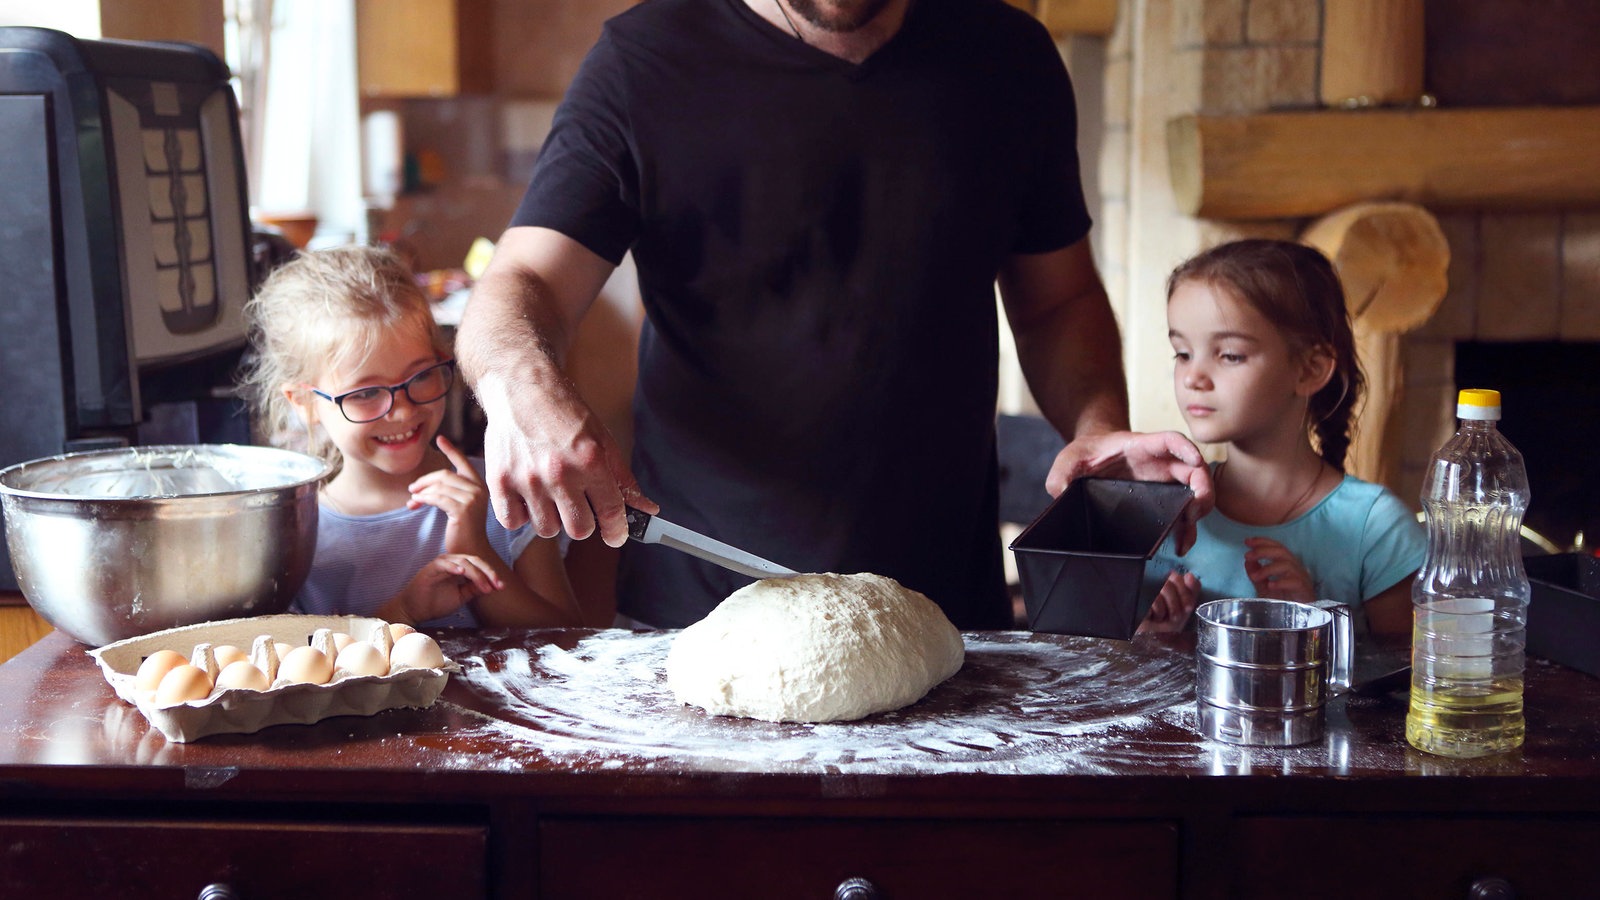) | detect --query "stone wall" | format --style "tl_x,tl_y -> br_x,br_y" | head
1394,211 -> 1600,510
1101,0 -> 1310,443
